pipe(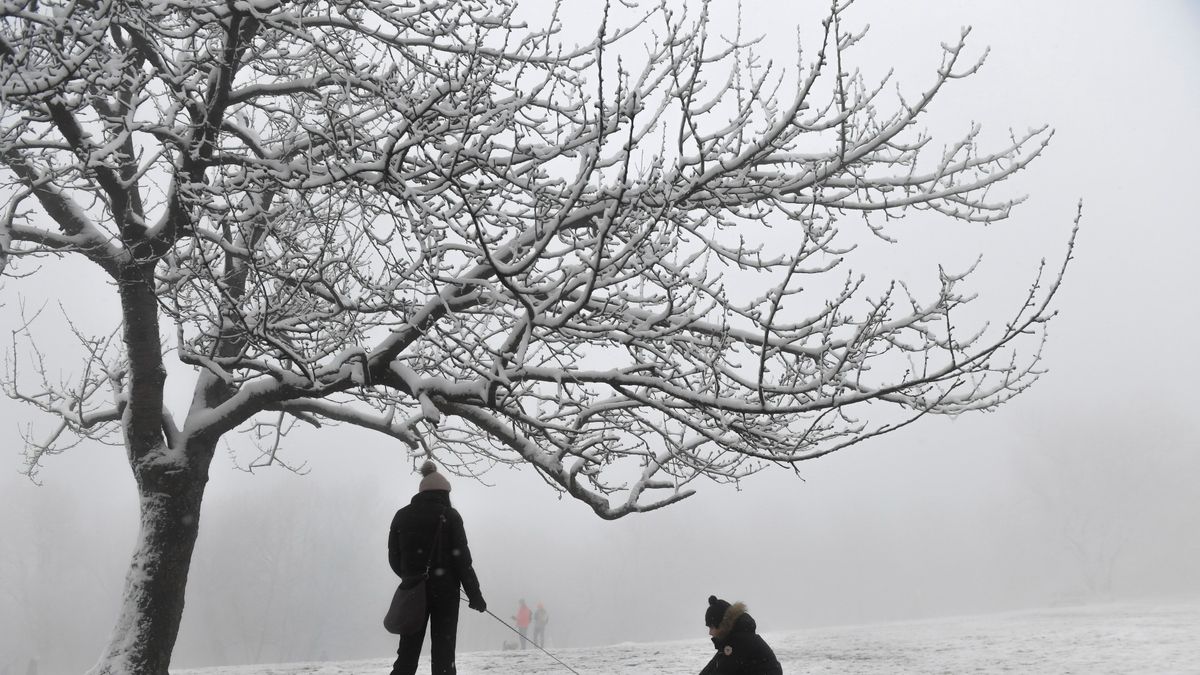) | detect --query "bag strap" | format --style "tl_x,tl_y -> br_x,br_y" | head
423,507 -> 448,576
